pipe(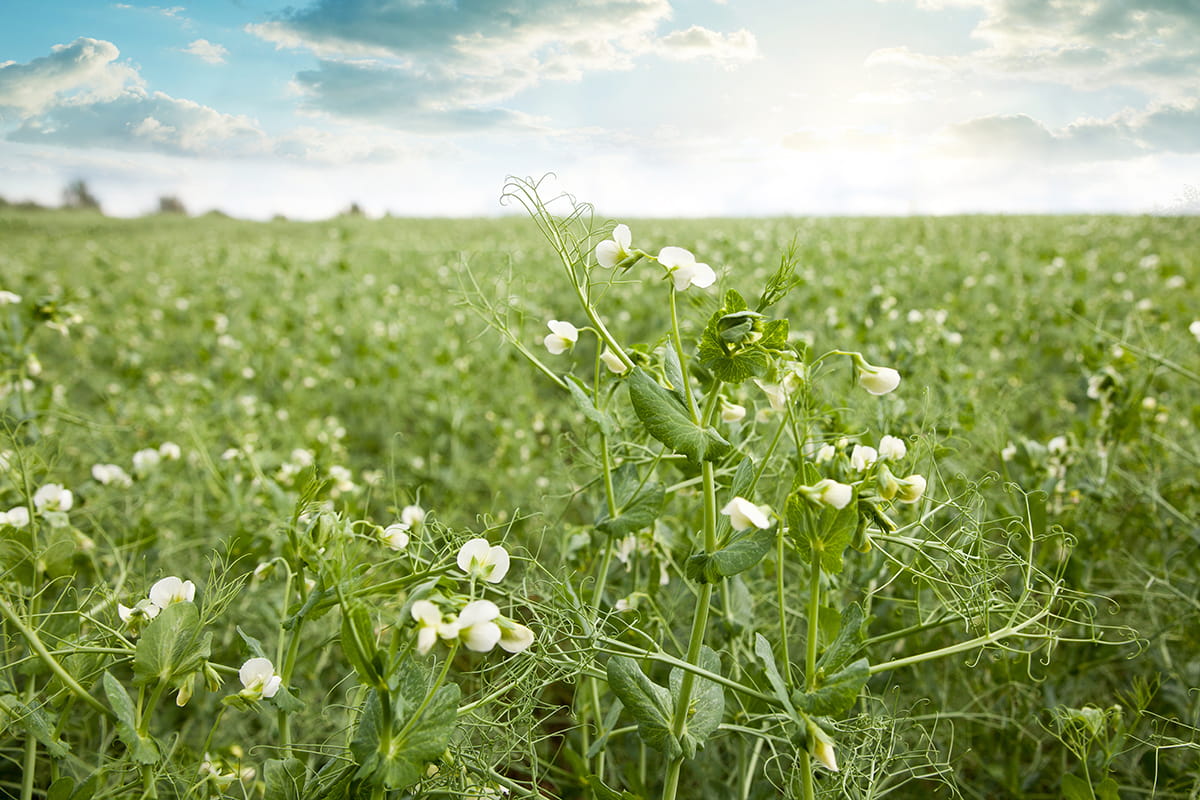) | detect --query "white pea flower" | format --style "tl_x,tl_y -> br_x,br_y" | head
497,618 -> 535,654
814,738 -> 839,772
849,445 -> 878,473
158,442 -> 182,460
896,474 -> 927,504
543,320 -> 579,355
800,479 -> 854,510
456,600 -> 502,653
149,576 -> 196,609
857,361 -> 901,395
0,290 -> 22,305
878,436 -> 907,462
1189,320 -> 1200,342
238,657 -> 282,700
657,246 -> 716,291
815,444 -> 837,464
457,538 -> 511,583
400,504 -> 426,529
380,523 -> 410,551
1047,435 -> 1069,456
721,496 -> 772,531
33,483 -> 73,512
781,361 -> 807,395
600,348 -> 627,374
133,448 -> 162,474
720,401 -> 746,423
411,600 -> 449,655
1000,442 -> 1017,462
92,463 -> 133,487
595,224 -> 634,269
876,464 -> 902,501
118,598 -> 161,624
3,506 -> 30,528
754,379 -> 789,411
